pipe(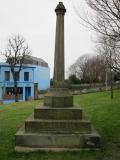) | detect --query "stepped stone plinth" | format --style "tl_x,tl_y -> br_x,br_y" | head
15,91 -> 100,151
15,2 -> 100,152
